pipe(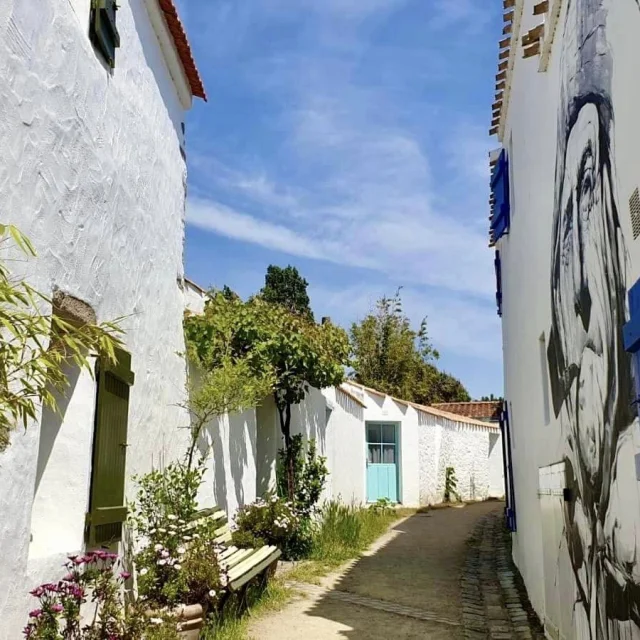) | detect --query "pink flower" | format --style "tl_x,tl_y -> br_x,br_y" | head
28,609 -> 42,619
51,604 -> 63,613
119,571 -> 131,580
